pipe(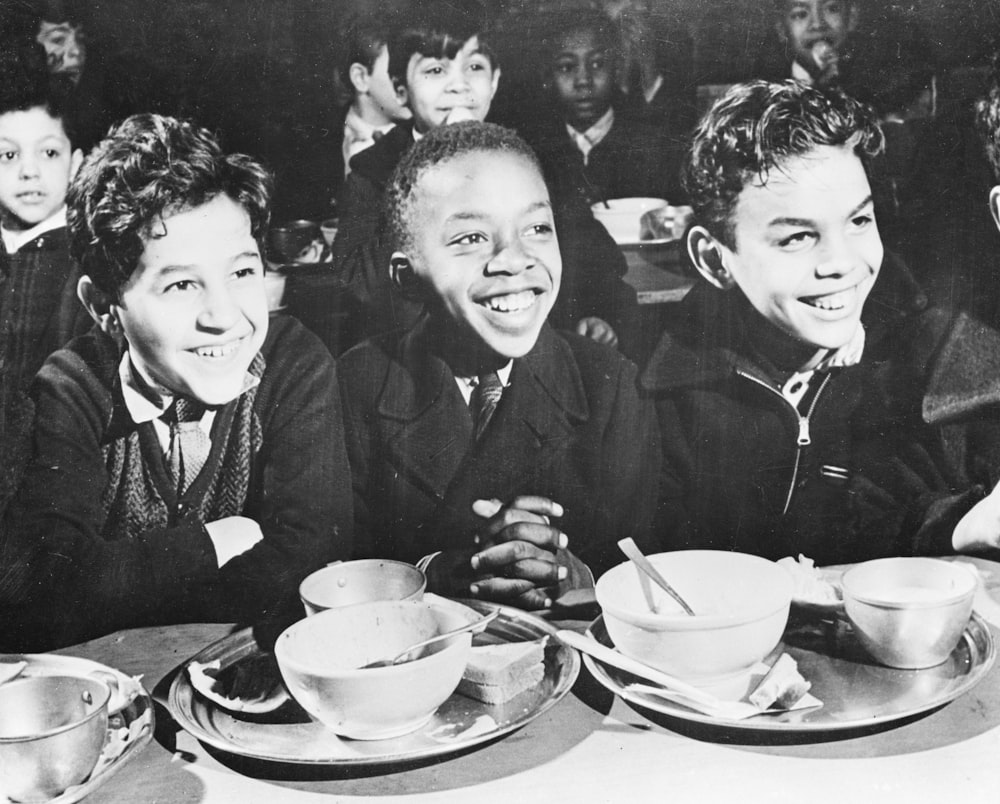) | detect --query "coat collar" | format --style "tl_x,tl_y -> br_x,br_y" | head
348,121 -> 415,188
373,320 -> 590,503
